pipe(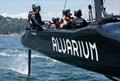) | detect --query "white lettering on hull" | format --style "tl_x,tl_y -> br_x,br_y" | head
52,37 -> 99,61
